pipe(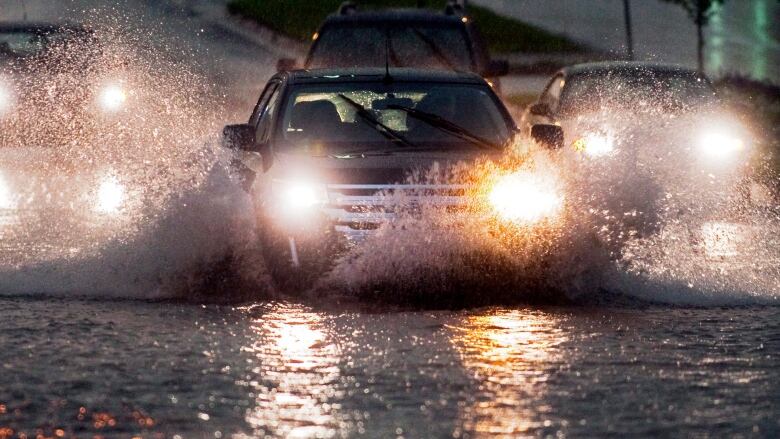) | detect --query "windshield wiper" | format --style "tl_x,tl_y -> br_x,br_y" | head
329,145 -> 450,158
388,105 -> 502,150
338,94 -> 419,149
